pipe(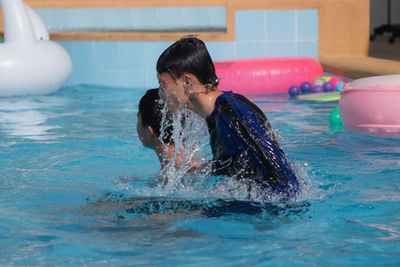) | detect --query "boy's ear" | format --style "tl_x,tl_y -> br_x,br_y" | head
147,126 -> 155,136
182,73 -> 194,88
